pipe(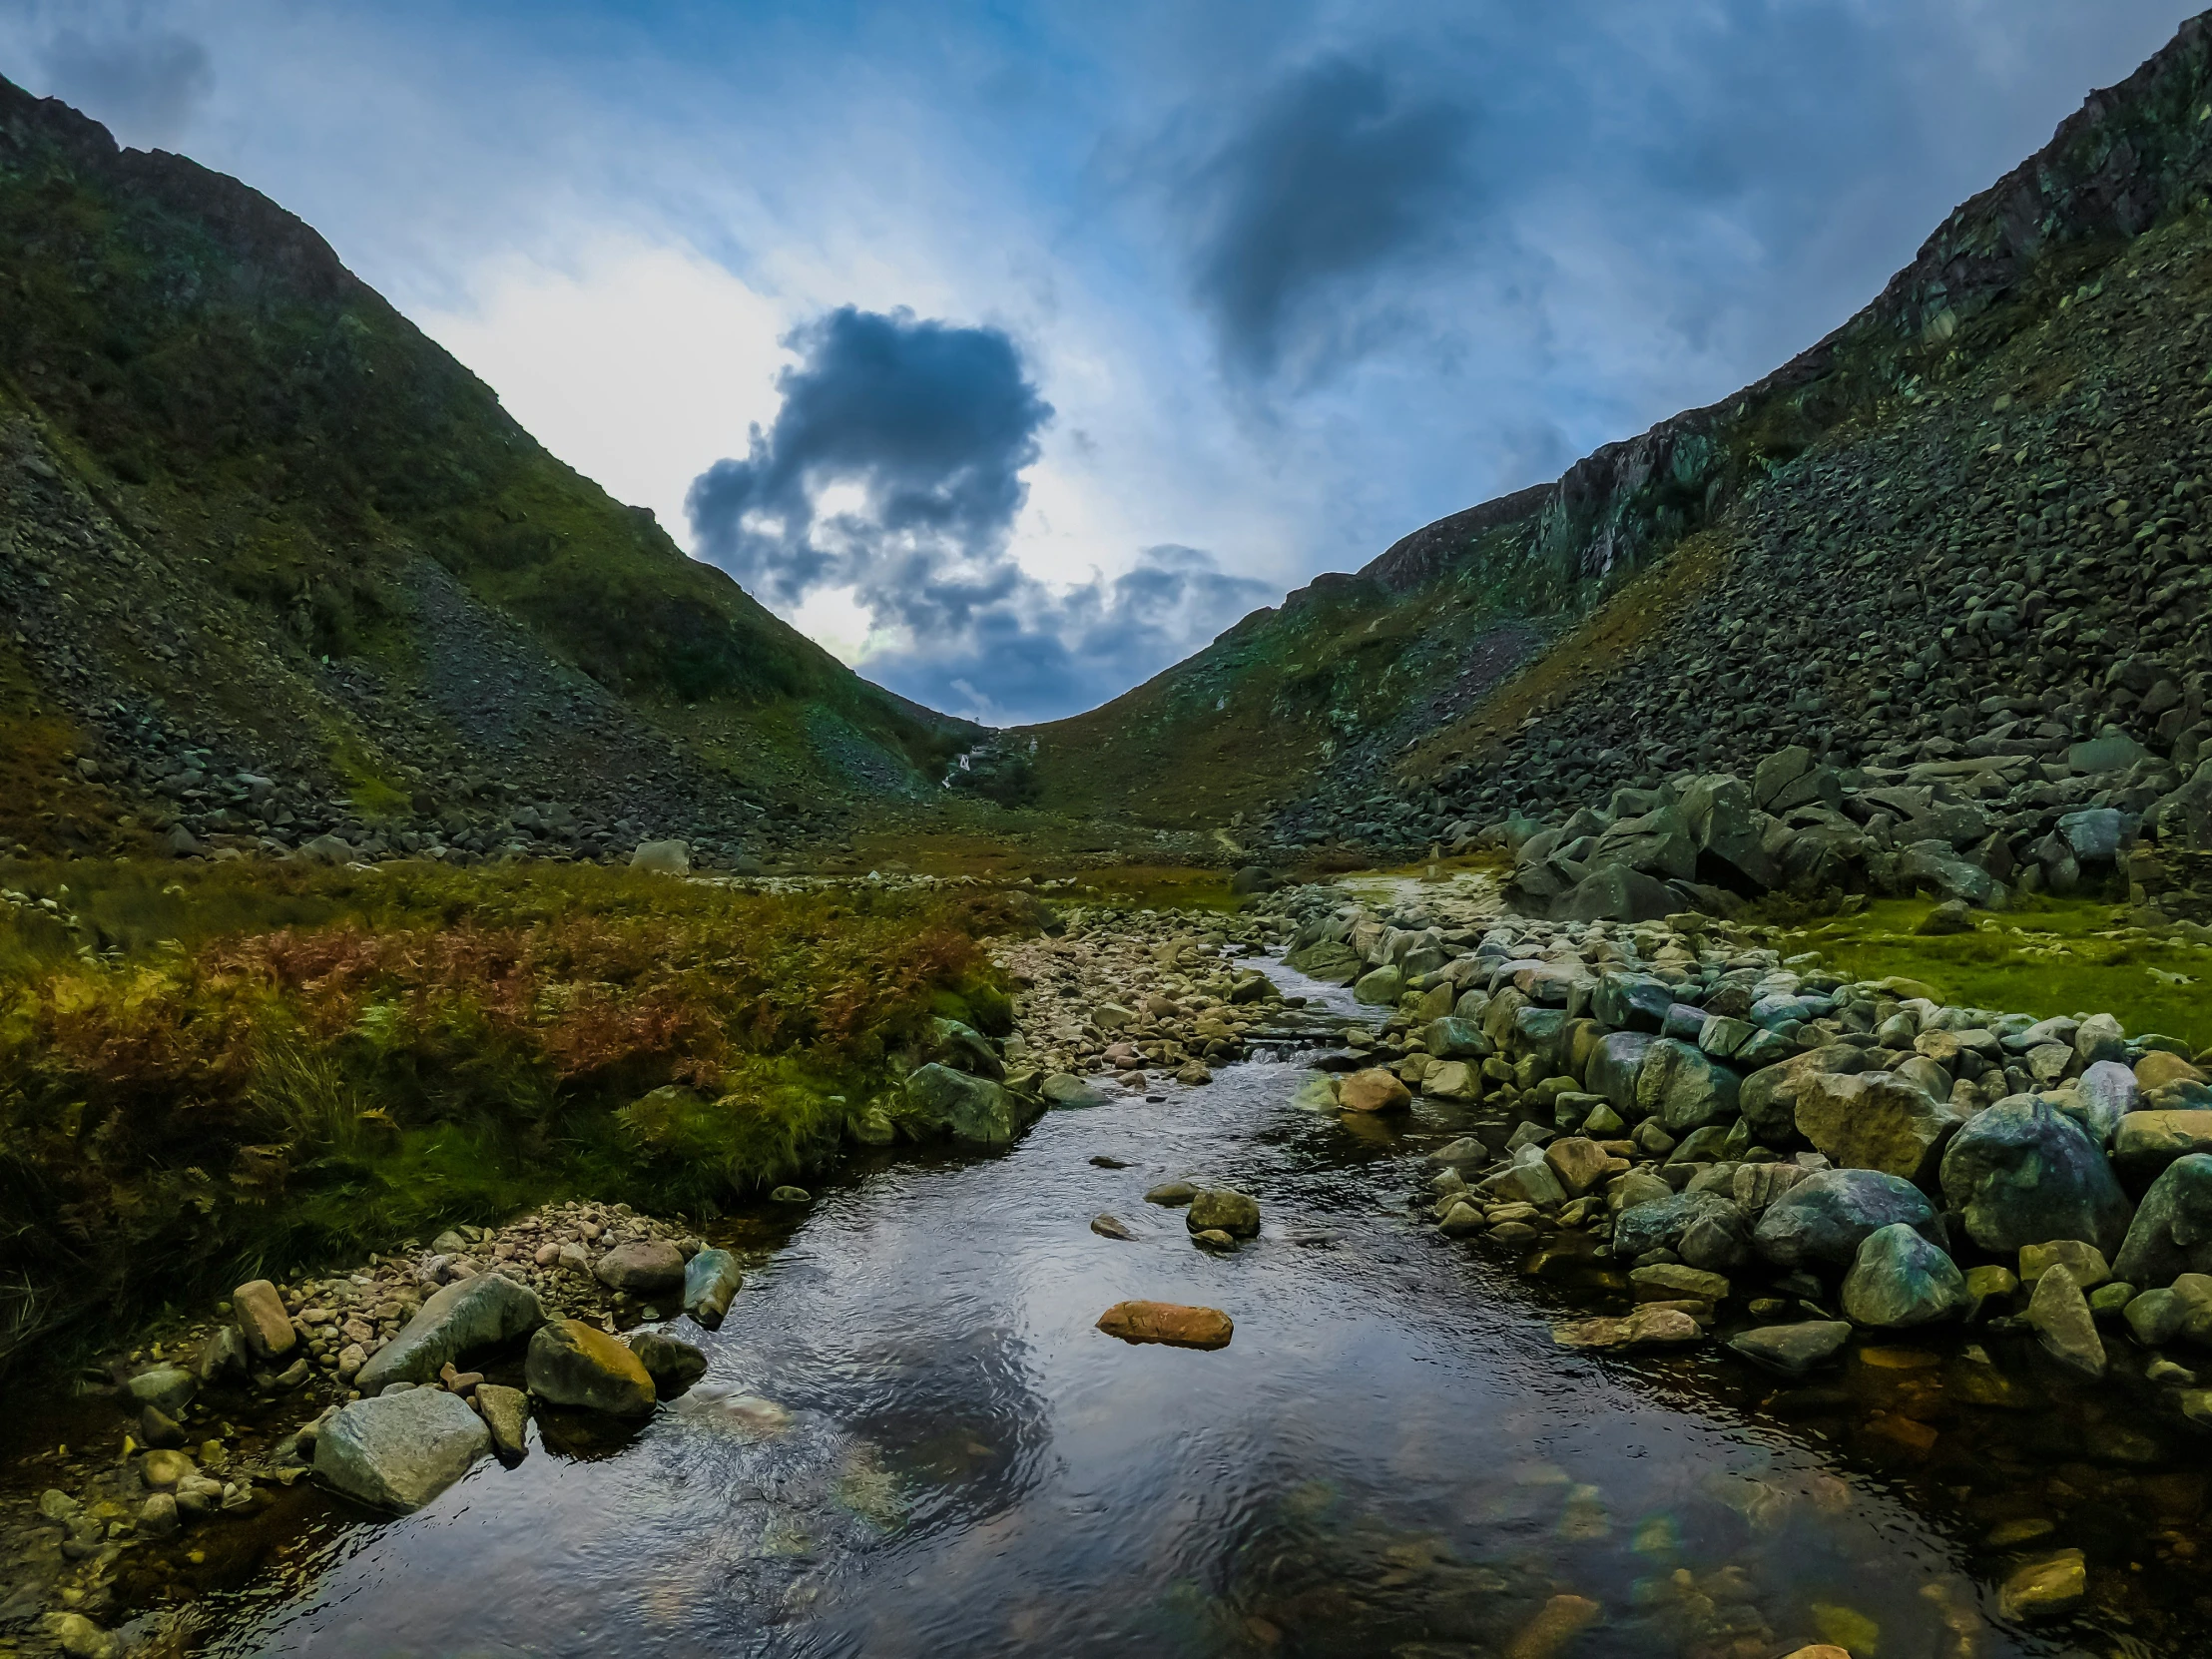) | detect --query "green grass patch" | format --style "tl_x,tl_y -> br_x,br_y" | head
1774,893 -> 2212,1052
0,858 -> 1022,1374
